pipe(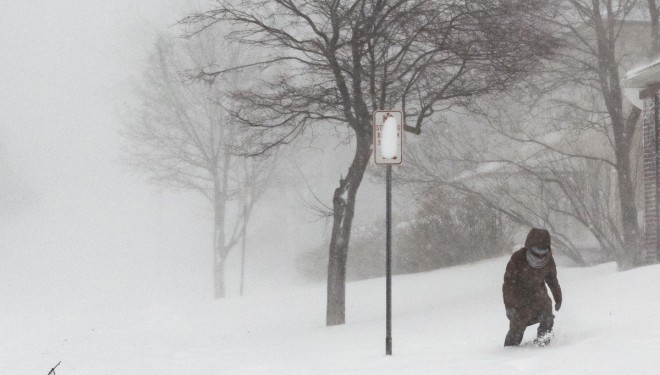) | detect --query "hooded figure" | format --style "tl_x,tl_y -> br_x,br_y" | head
502,228 -> 562,346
